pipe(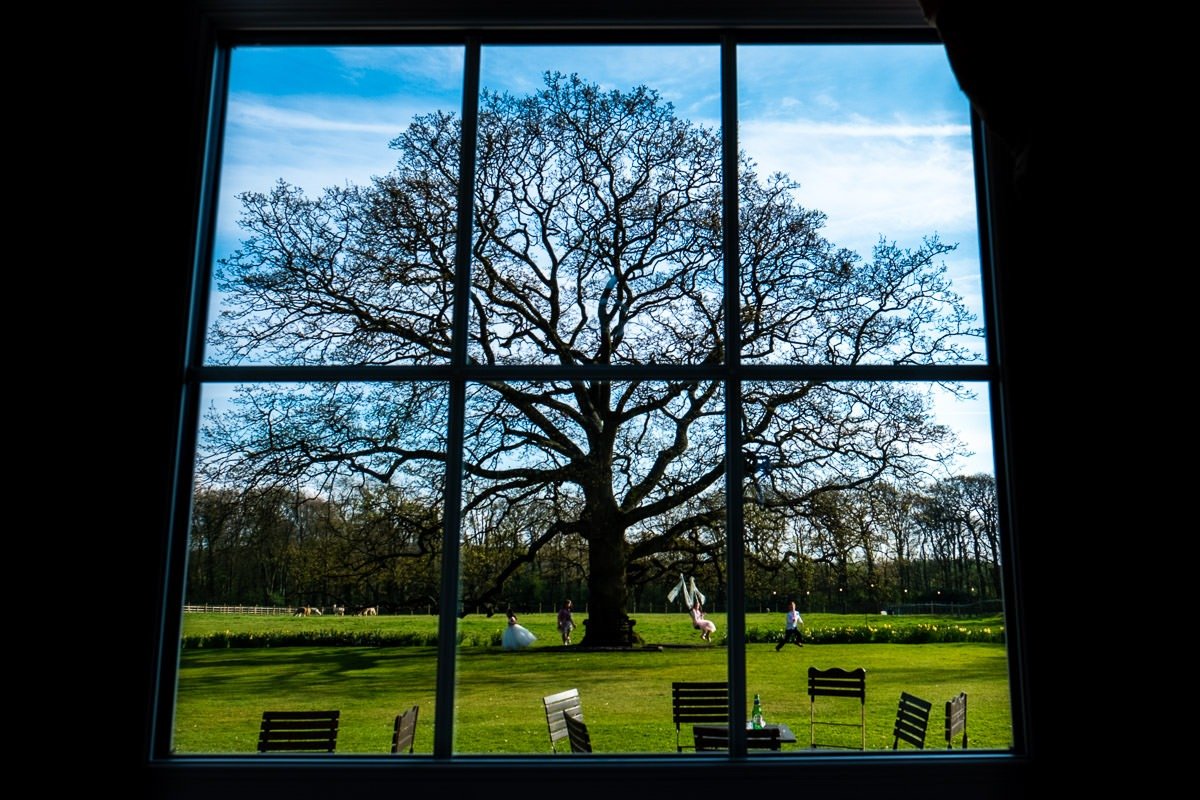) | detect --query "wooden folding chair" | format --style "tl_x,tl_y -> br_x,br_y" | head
391,705 -> 419,754
562,710 -> 593,753
672,682 -> 730,752
544,688 -> 584,753
807,667 -> 866,750
892,692 -> 932,750
257,710 -> 340,753
945,692 -> 968,749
